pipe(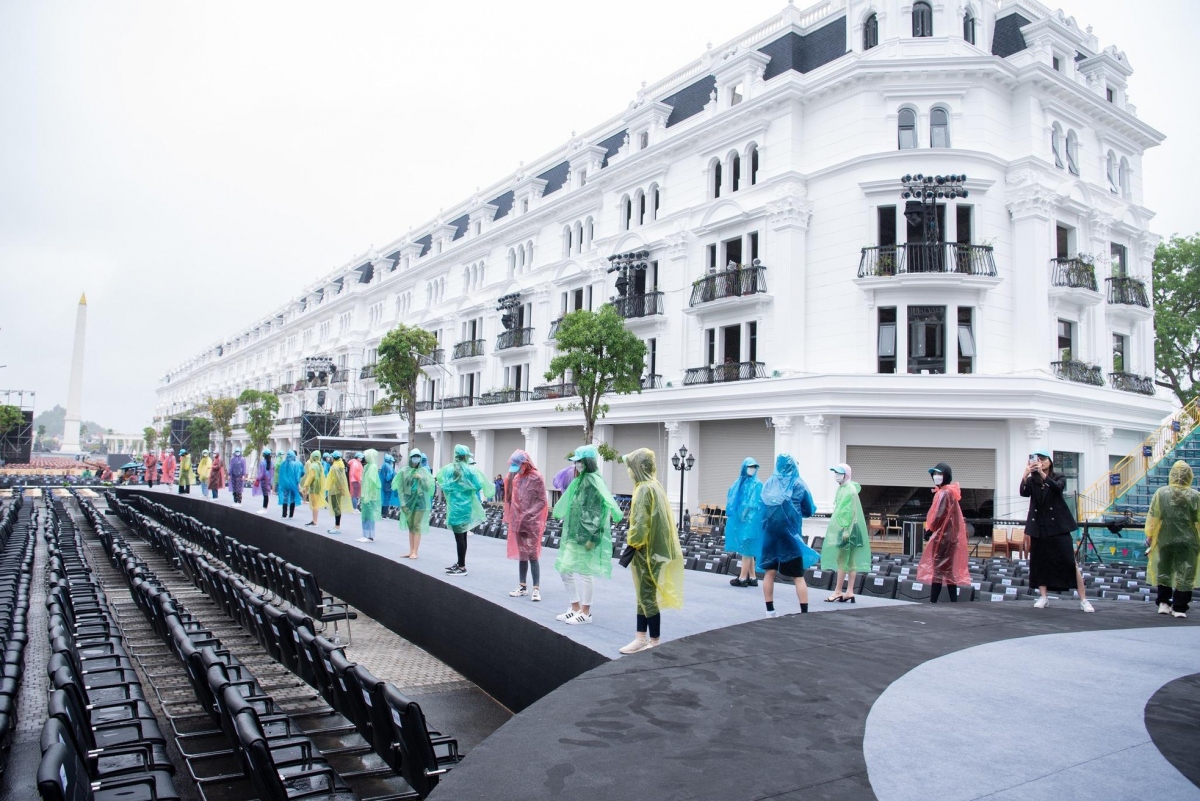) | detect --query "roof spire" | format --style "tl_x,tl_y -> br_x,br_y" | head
79,292 -> 87,305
